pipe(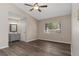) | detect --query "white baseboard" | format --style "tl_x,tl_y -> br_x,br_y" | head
37,38 -> 71,44
0,42 -> 9,49
25,39 -> 37,42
